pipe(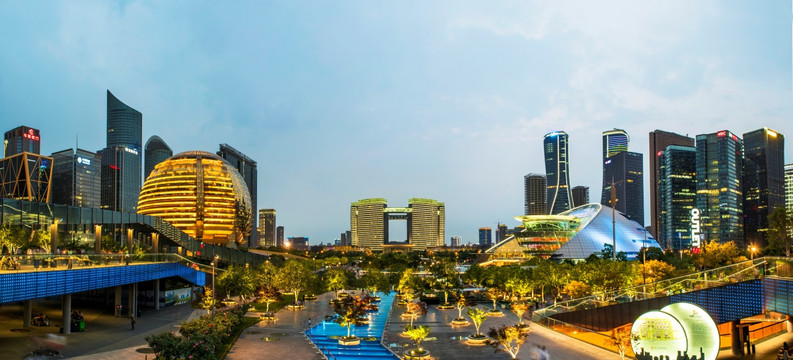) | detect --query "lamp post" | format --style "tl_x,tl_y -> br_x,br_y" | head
749,245 -> 757,260
211,255 -> 219,317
